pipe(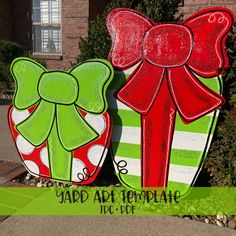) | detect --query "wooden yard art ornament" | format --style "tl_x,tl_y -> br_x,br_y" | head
8,58 -> 114,184
107,7 -> 234,193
